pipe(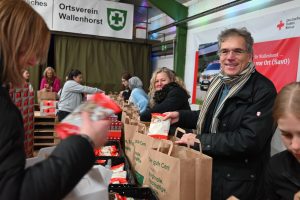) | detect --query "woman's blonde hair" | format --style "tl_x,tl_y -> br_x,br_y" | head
148,67 -> 189,108
43,66 -> 56,77
273,82 -> 300,121
0,0 -> 50,86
